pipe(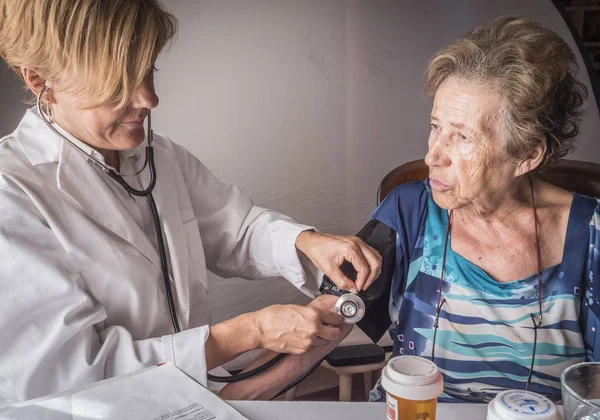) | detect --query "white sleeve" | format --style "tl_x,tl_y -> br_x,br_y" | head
0,186 -> 209,405
171,141 -> 321,297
